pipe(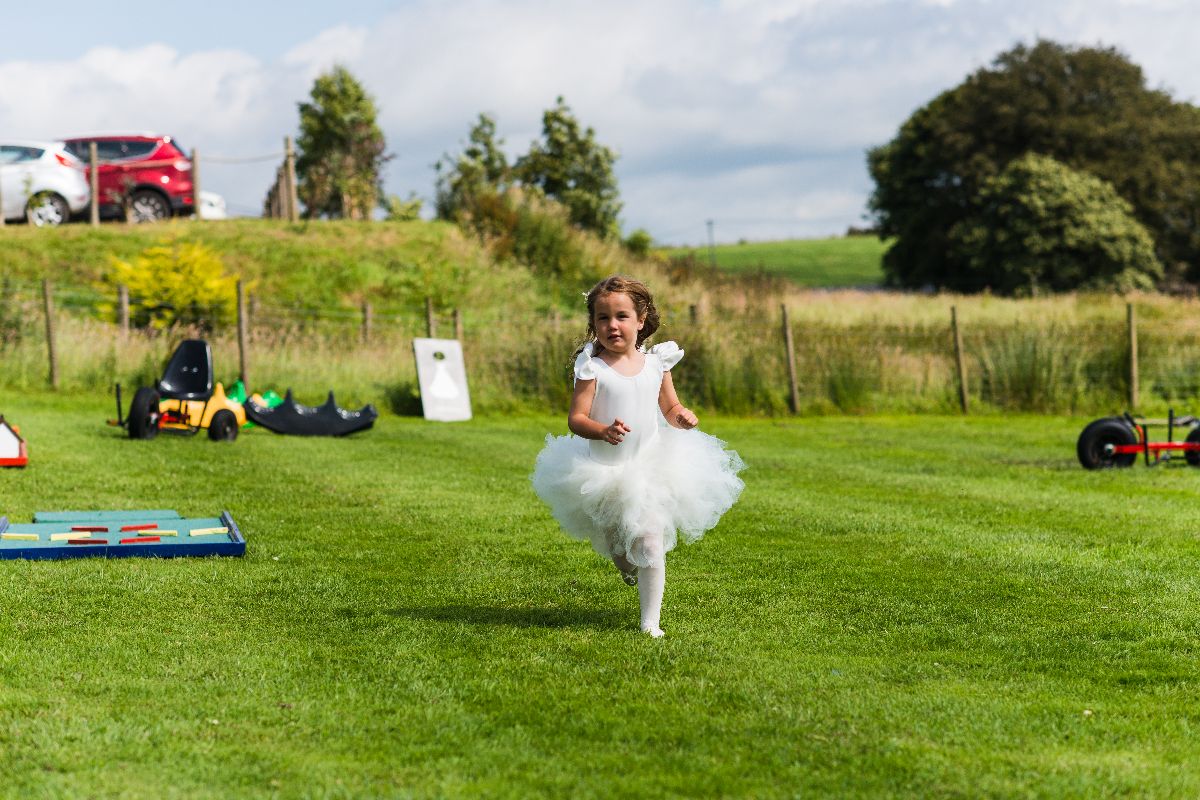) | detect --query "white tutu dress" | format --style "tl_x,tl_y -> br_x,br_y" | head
531,341 -> 745,568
